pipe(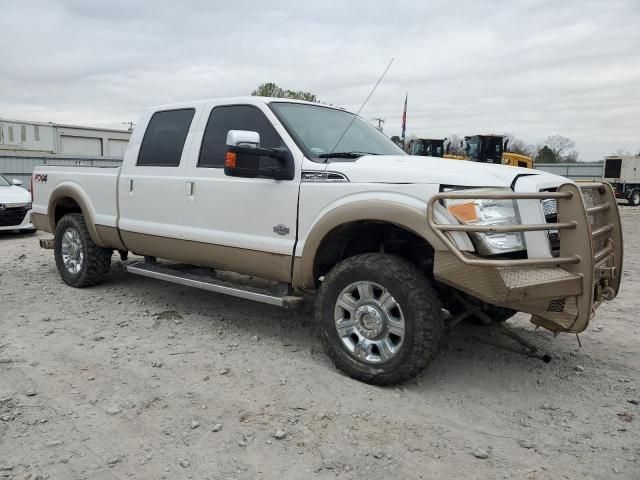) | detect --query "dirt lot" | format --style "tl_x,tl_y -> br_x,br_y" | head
1,208 -> 639,480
